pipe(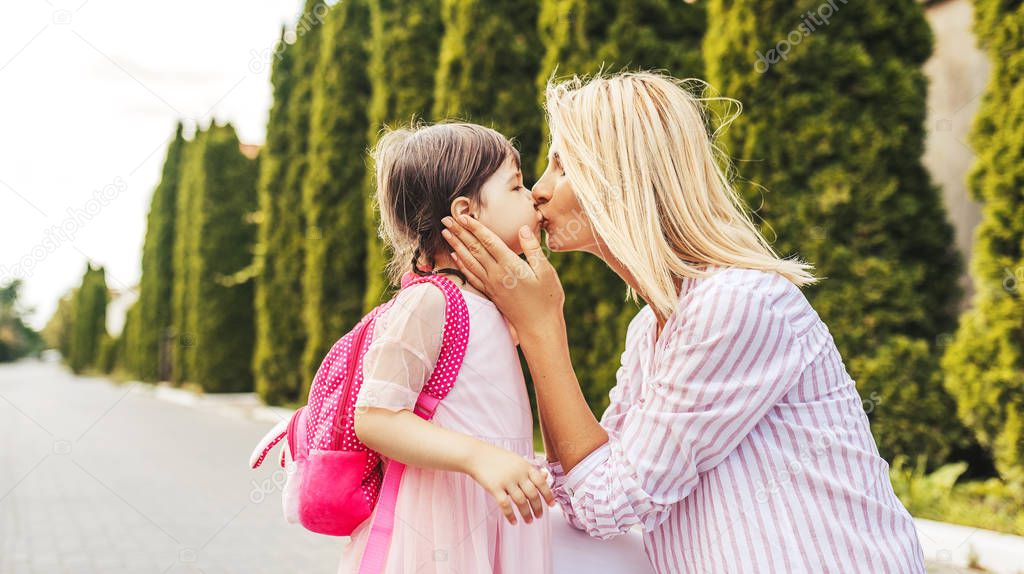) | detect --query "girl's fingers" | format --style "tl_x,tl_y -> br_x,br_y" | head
529,467 -> 557,507
518,477 -> 545,519
508,485 -> 534,524
493,490 -> 518,525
